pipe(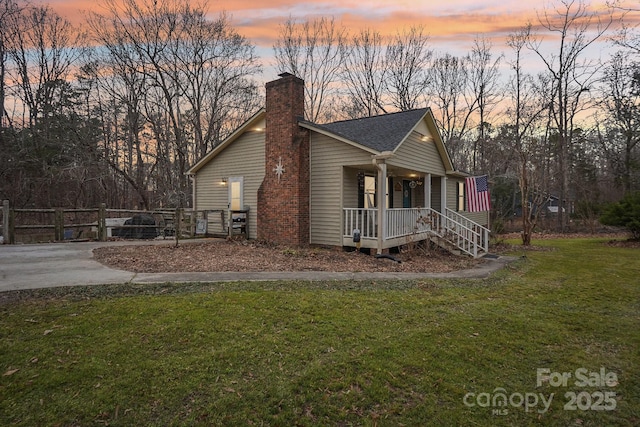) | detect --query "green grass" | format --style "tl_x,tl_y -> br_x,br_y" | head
0,238 -> 638,426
